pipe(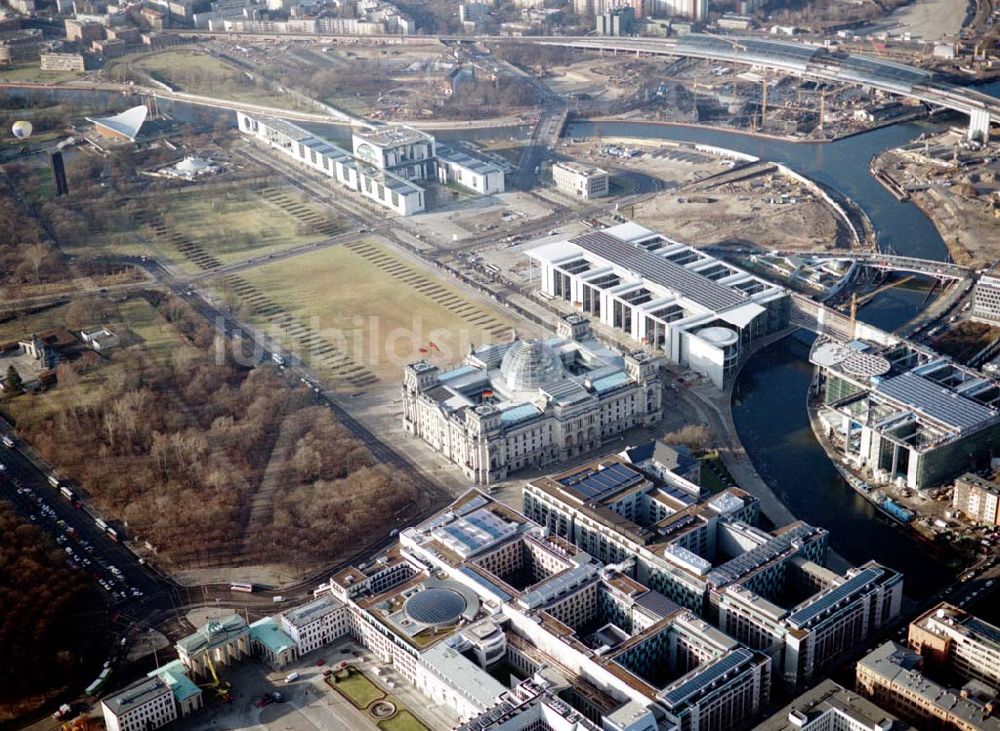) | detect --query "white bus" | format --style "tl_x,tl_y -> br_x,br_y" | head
230,582 -> 254,593
95,518 -> 107,531
59,486 -> 74,501
48,475 -> 60,488
1,435 -> 14,448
